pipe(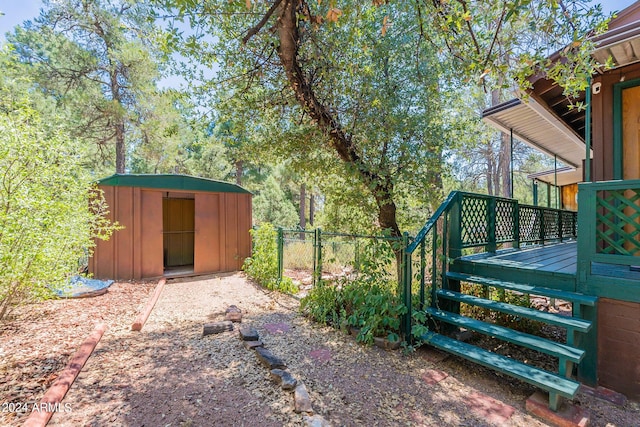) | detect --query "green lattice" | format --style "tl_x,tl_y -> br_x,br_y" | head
595,189 -> 640,256
543,209 -> 560,240
495,199 -> 515,243
561,211 -> 577,238
461,195 -> 489,246
519,206 -> 542,243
